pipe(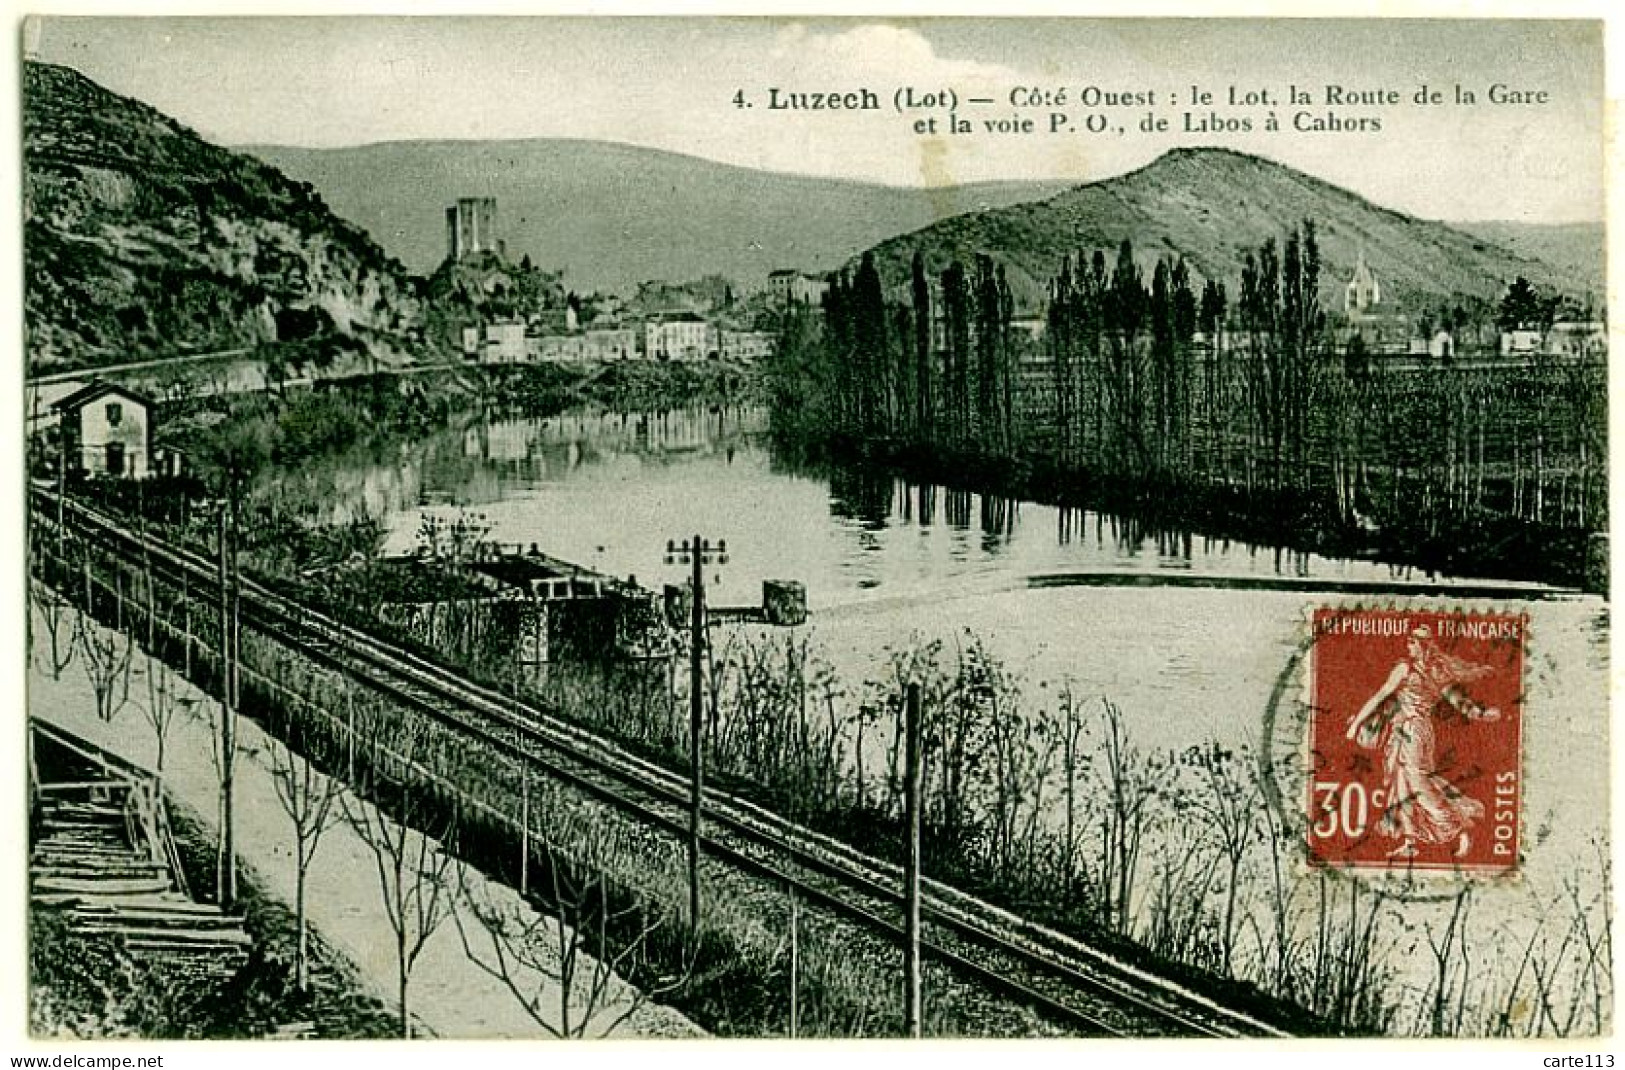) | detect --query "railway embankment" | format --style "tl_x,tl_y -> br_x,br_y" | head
28,602 -> 701,1039
30,490 -> 1322,1037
